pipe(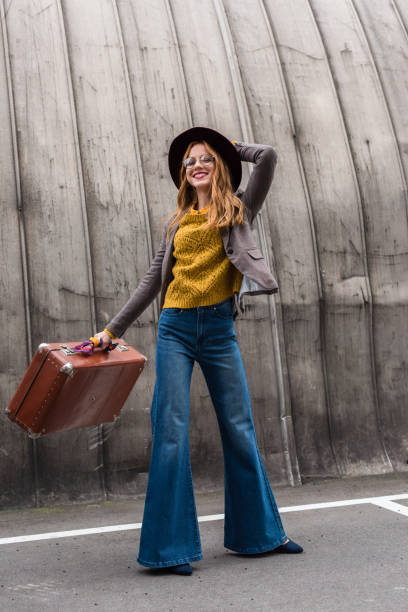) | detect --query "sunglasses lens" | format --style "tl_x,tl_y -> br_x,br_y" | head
183,154 -> 214,168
